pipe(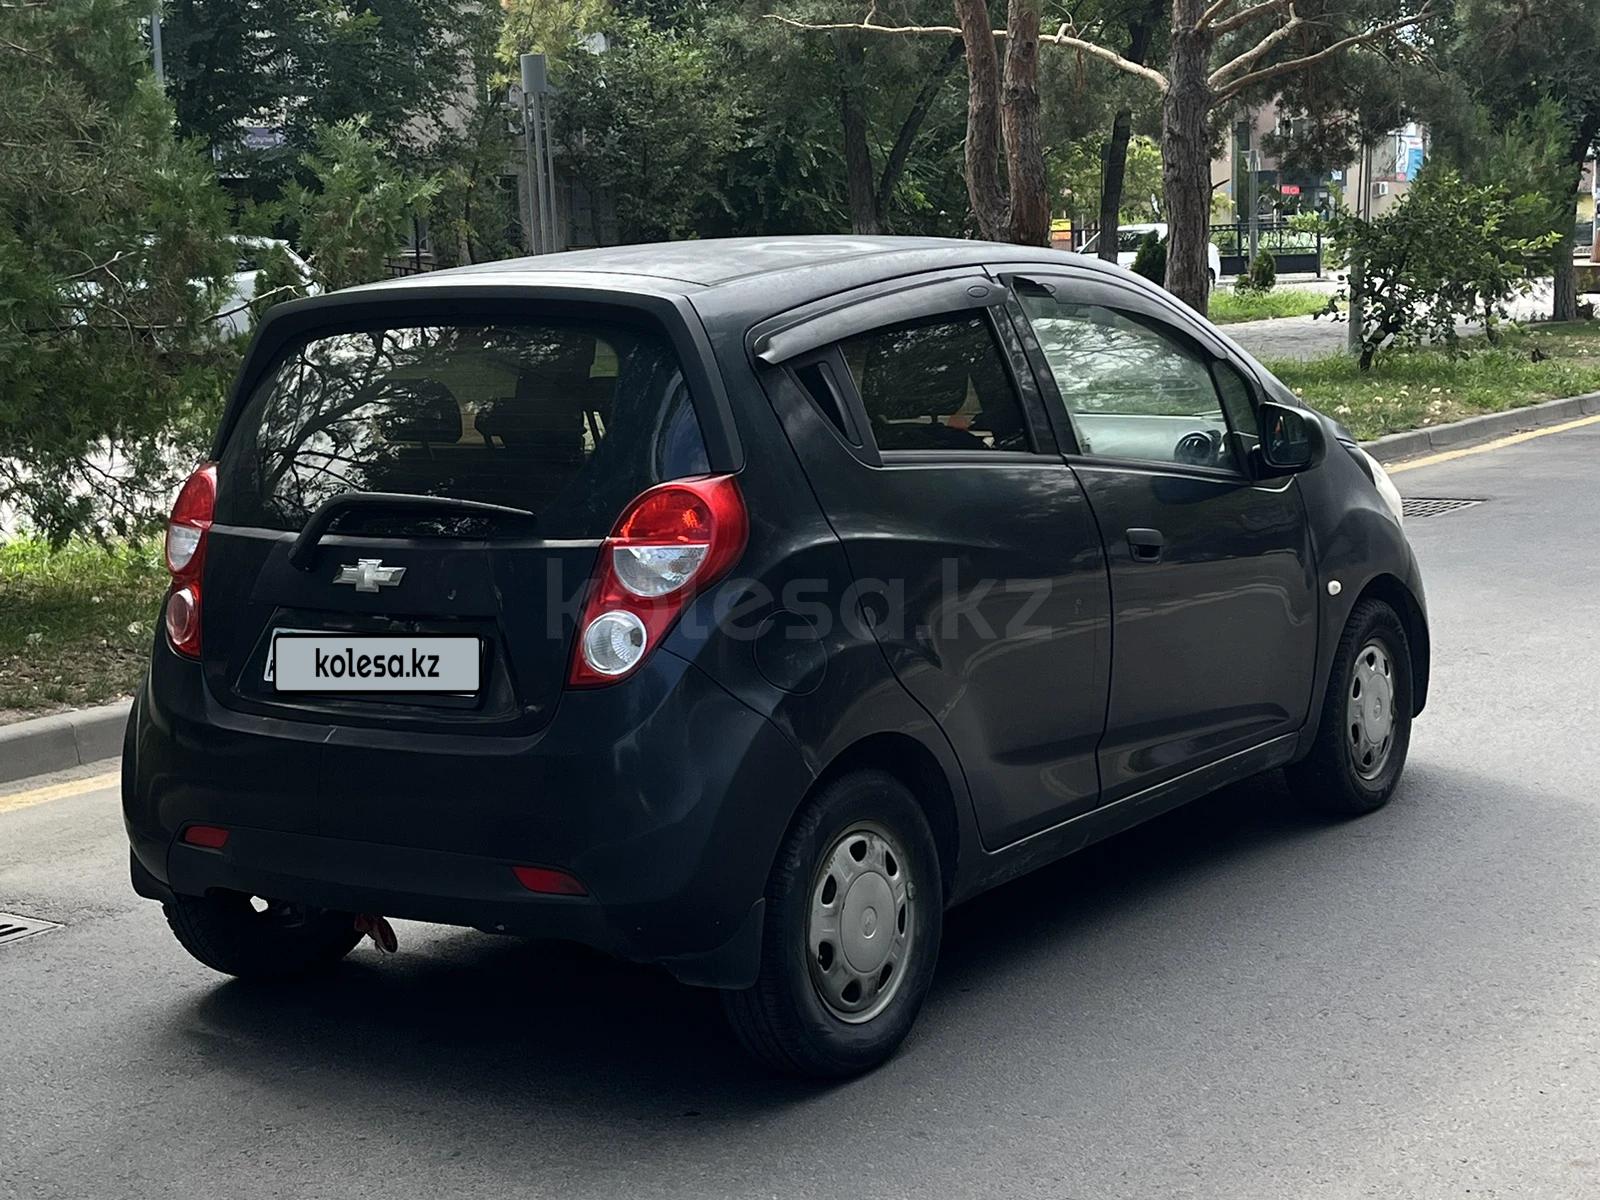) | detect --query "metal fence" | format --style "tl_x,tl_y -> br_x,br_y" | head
1210,221 -> 1323,276
1058,220 -> 1325,276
